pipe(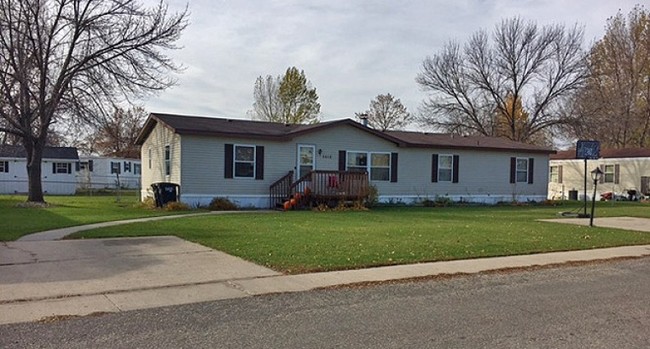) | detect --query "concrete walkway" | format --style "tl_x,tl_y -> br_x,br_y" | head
17,210 -> 270,241
1,216 -> 649,325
